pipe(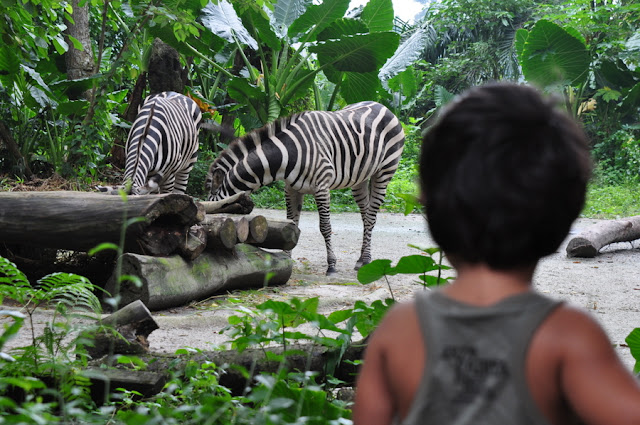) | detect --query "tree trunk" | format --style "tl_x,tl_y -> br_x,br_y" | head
148,38 -> 187,95
230,216 -> 250,243
88,300 -> 160,358
114,340 -> 365,396
251,217 -> 300,250
566,216 -> 640,257
0,192 -> 203,257
0,120 -> 33,179
229,214 -> 268,244
200,192 -> 255,214
63,0 -> 95,98
104,245 -> 293,311
200,215 -> 238,250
